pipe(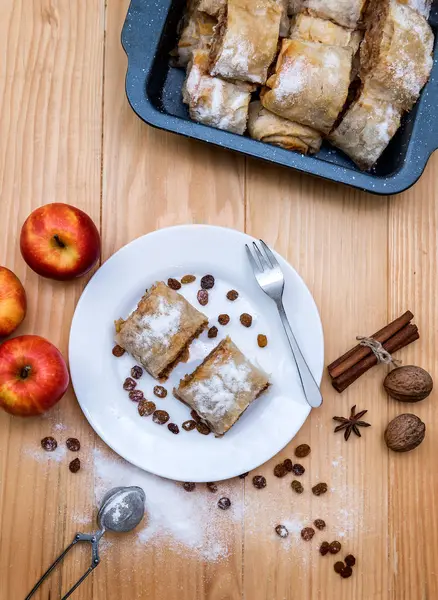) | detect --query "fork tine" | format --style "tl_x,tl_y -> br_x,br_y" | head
245,244 -> 262,275
259,239 -> 281,270
252,241 -> 269,271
